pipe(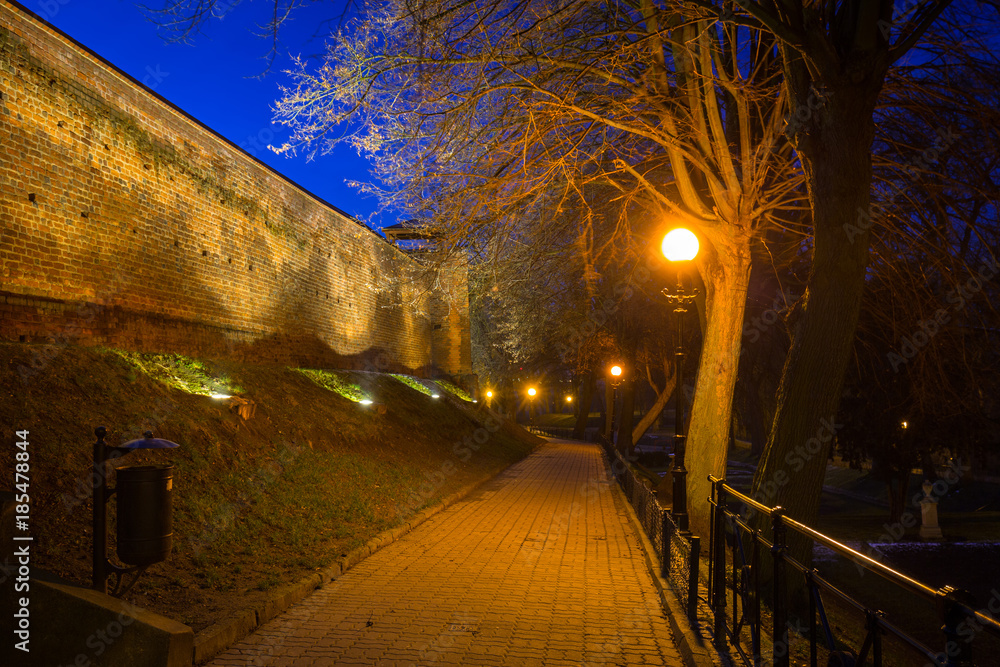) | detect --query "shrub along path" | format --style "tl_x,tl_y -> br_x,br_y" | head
207,440 -> 682,666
